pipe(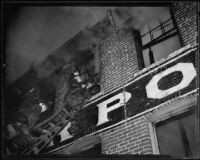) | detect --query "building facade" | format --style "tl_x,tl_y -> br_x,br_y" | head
4,1 -> 199,159
41,2 -> 199,159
